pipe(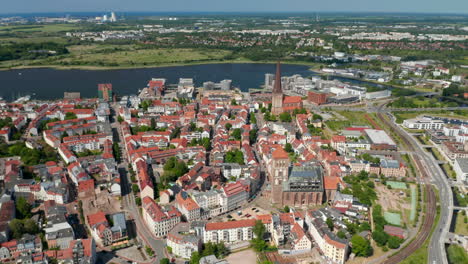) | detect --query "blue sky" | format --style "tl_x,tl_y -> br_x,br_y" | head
2,0 -> 468,14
